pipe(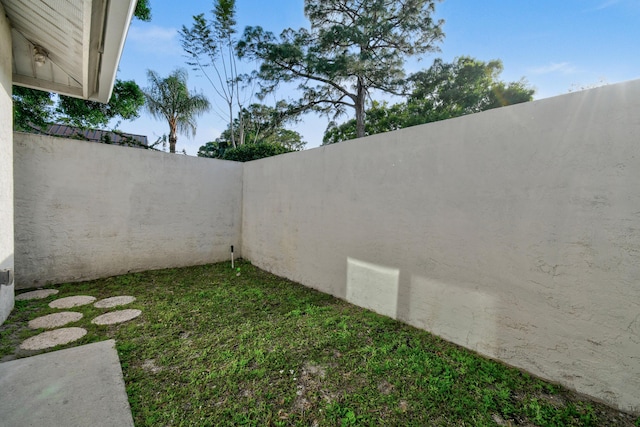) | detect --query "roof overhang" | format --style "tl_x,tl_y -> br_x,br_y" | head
2,0 -> 136,103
